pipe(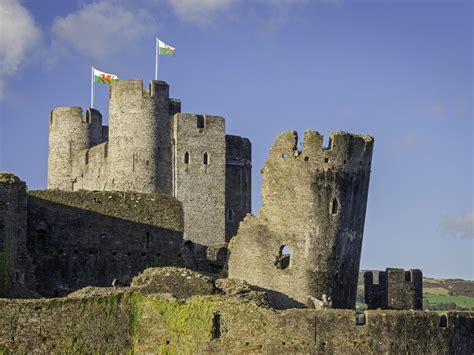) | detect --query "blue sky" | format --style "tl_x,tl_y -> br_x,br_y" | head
0,0 -> 472,279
